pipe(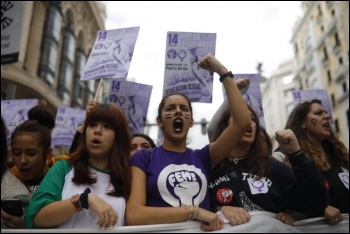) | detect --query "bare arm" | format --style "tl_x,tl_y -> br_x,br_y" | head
34,193 -> 118,229
207,78 -> 250,142
126,166 -> 191,225
198,54 -> 251,168
126,166 -> 224,230
33,199 -> 77,227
